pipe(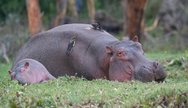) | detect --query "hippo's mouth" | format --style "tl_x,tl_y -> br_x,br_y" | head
155,76 -> 166,83
8,70 -> 15,80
